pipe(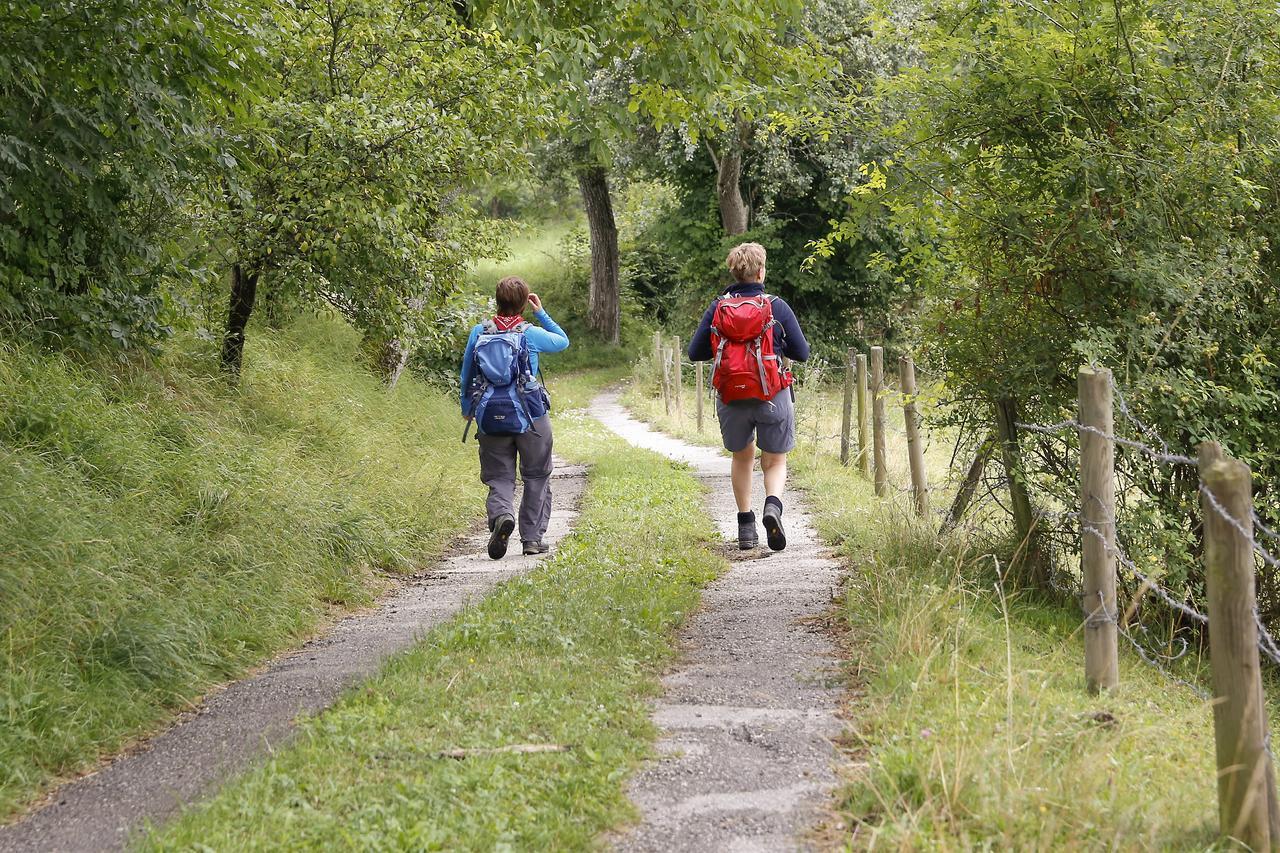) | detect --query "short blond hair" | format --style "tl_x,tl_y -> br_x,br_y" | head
727,242 -> 766,282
